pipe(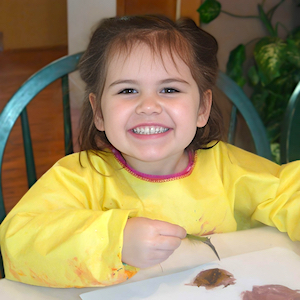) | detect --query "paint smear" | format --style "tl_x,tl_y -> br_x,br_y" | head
241,284 -> 300,300
186,268 -> 236,290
